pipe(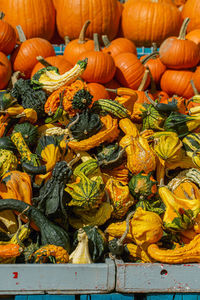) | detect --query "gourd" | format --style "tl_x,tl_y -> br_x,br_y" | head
12,122 -> 38,147
0,244 -> 23,259
29,245 -> 69,264
128,172 -> 157,201
182,133 -> 200,168
0,148 -> 18,177
147,234 -> 200,263
0,137 -> 16,152
125,243 -> 154,263
31,59 -> 88,93
68,115 -> 120,151
0,199 -> 71,252
92,98 -> 130,119
69,228 -> 92,264
105,178 -> 135,219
